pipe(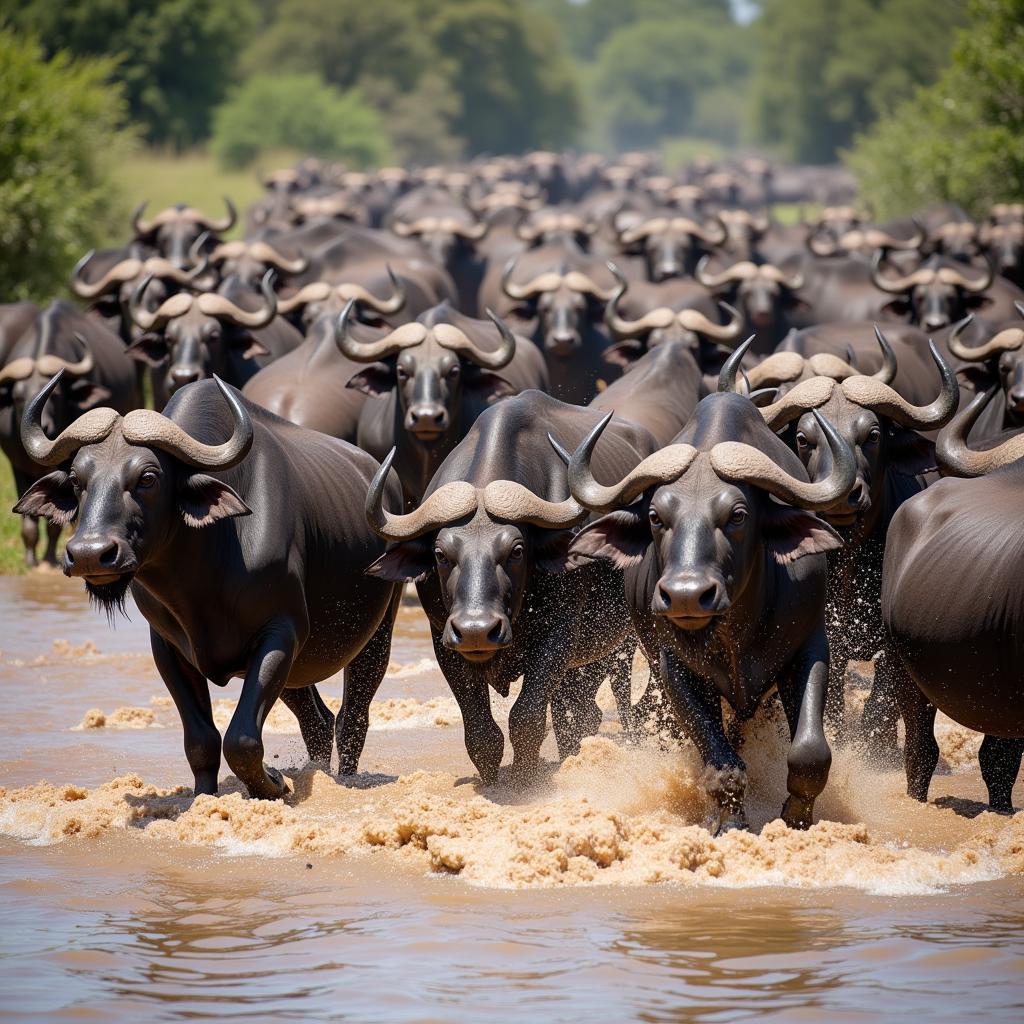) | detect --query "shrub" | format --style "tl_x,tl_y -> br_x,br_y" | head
210,73 -> 390,170
0,29 -> 133,302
